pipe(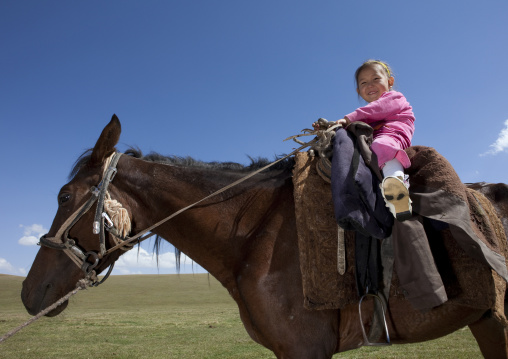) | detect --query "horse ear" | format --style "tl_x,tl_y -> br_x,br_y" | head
90,114 -> 122,167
